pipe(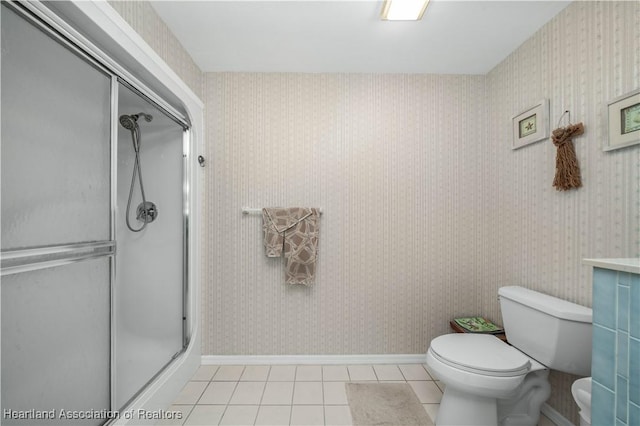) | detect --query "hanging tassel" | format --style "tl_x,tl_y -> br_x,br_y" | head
552,122 -> 584,191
